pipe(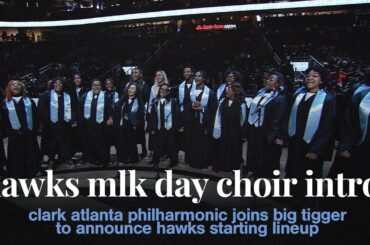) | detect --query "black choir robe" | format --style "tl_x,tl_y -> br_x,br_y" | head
285,91 -> 336,180
214,99 -> 246,172
187,87 -> 218,169
330,89 -> 370,178
39,91 -> 50,158
147,85 -> 161,152
178,81 -> 196,161
123,80 -> 150,155
148,96 -> 181,165
105,91 -> 119,153
246,91 -> 287,177
0,110 -> 7,174
2,97 -> 41,177
79,92 -> 113,166
71,86 -> 87,154
114,96 -> 144,163
38,91 -> 77,163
